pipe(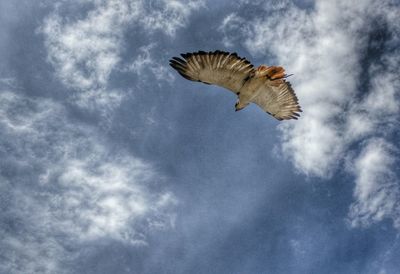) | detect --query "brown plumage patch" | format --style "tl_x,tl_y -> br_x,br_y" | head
265,66 -> 285,80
